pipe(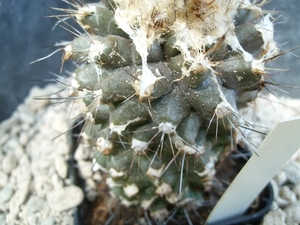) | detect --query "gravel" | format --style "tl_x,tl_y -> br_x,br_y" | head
1,84 -> 300,224
0,84 -> 99,225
